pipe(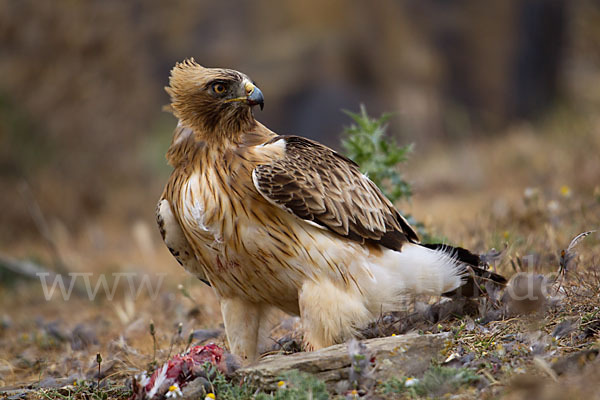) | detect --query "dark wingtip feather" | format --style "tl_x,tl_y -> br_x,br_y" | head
421,243 -> 482,266
422,243 -> 507,297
